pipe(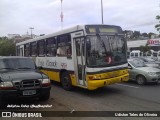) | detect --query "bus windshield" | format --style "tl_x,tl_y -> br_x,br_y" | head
86,35 -> 127,67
